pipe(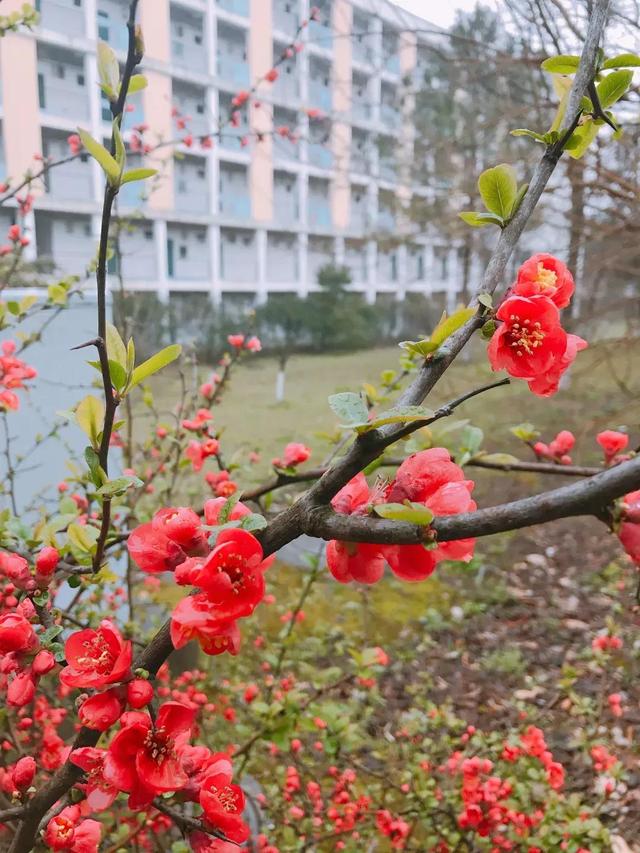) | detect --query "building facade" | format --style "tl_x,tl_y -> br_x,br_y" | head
0,0 -> 462,310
